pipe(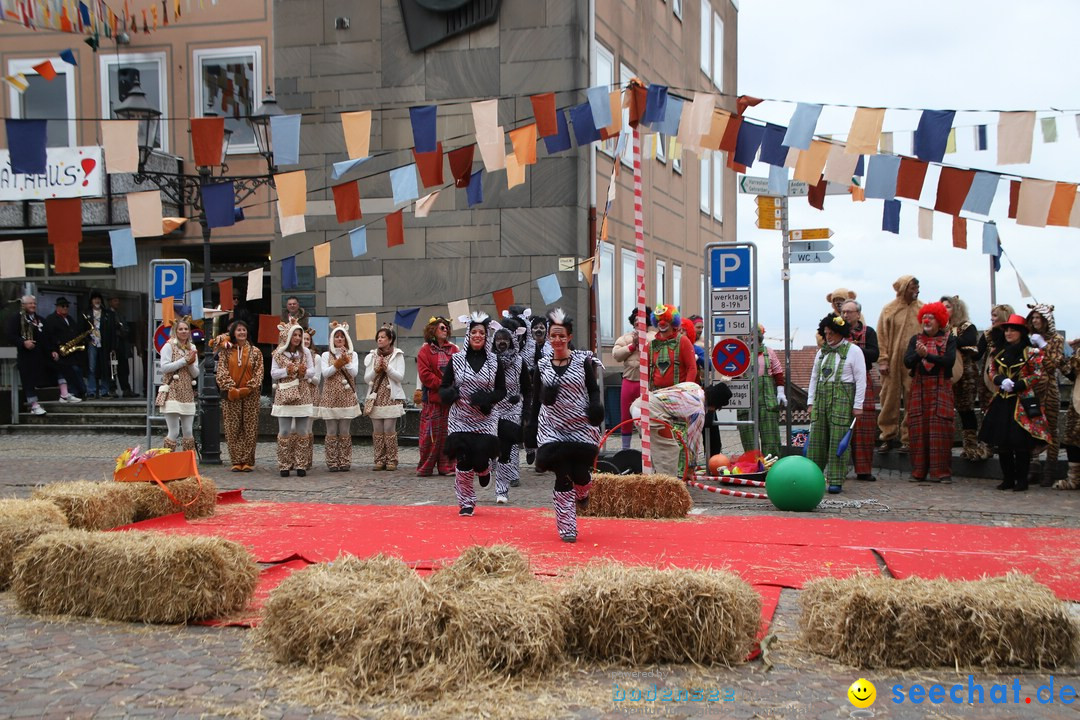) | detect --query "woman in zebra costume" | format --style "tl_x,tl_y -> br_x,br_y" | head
490,321 -> 532,503
439,312 -> 507,516
525,309 -> 605,543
